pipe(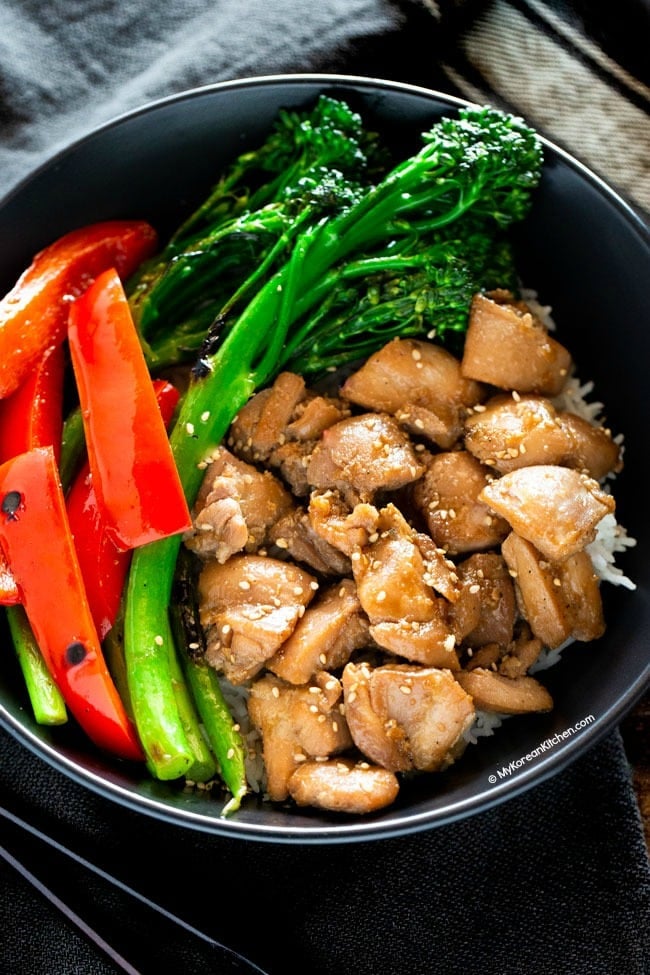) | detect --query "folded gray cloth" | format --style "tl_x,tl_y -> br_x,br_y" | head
0,0 -> 407,198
